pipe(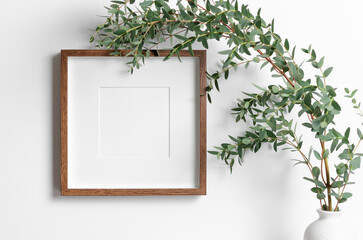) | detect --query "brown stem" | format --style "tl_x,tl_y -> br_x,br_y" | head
324,162 -> 332,210
353,139 -> 362,153
256,50 -> 295,88
319,141 -> 328,186
320,140 -> 332,210
321,150 -> 326,184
